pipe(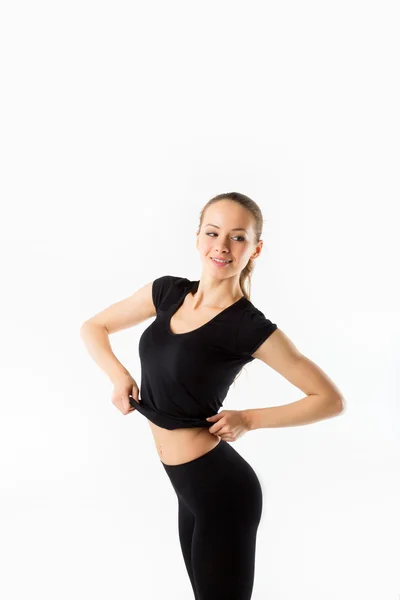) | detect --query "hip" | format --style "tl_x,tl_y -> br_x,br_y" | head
161,438 -> 263,525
